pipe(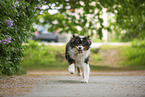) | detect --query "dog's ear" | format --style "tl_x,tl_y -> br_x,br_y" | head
72,34 -> 78,41
71,34 -> 76,42
87,35 -> 91,40
86,35 -> 92,45
72,34 -> 75,38
72,34 -> 78,38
